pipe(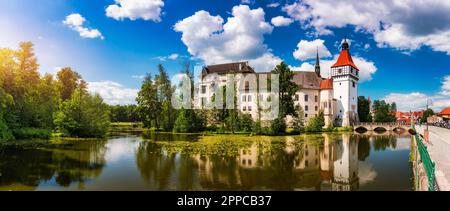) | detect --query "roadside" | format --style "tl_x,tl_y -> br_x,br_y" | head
416,125 -> 450,190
